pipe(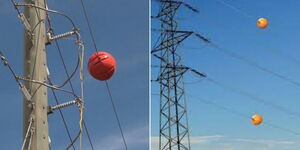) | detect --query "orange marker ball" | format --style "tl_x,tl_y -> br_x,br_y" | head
251,114 -> 263,126
257,18 -> 268,29
88,52 -> 117,81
